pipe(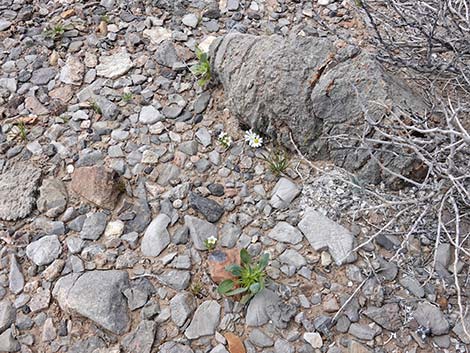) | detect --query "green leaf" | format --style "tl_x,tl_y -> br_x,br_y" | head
258,253 -> 269,270
218,279 -> 234,294
249,283 -> 261,294
240,248 -> 252,265
226,287 -> 248,296
226,264 -> 242,276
